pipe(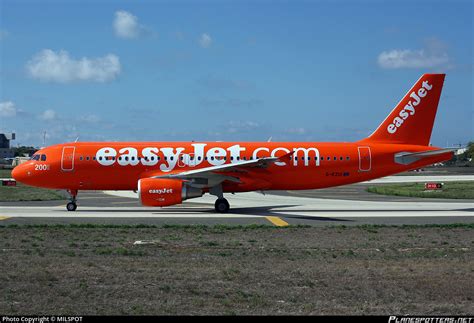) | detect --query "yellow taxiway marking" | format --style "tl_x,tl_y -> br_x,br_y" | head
0,216 -> 11,221
266,216 -> 289,227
